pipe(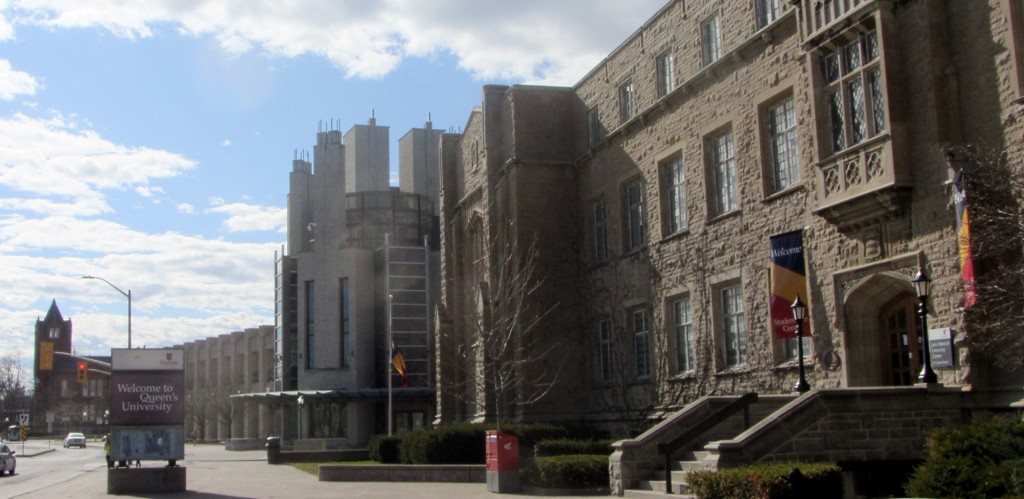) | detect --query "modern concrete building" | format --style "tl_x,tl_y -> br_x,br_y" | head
436,0 -> 1023,493
240,116 -> 441,447
176,325 -> 275,447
